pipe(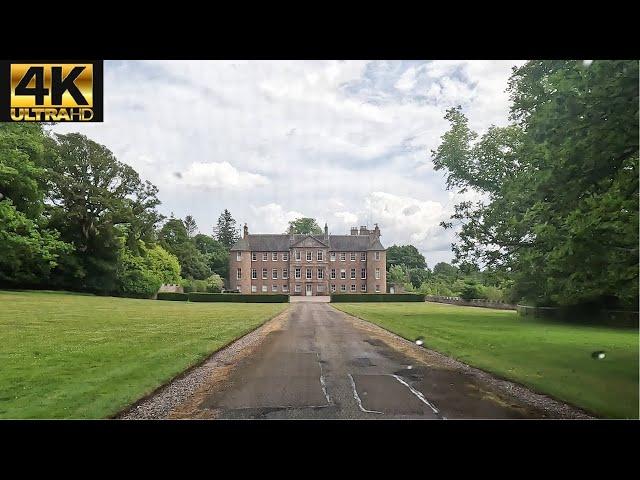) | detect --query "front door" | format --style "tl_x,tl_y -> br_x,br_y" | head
305,284 -> 313,296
